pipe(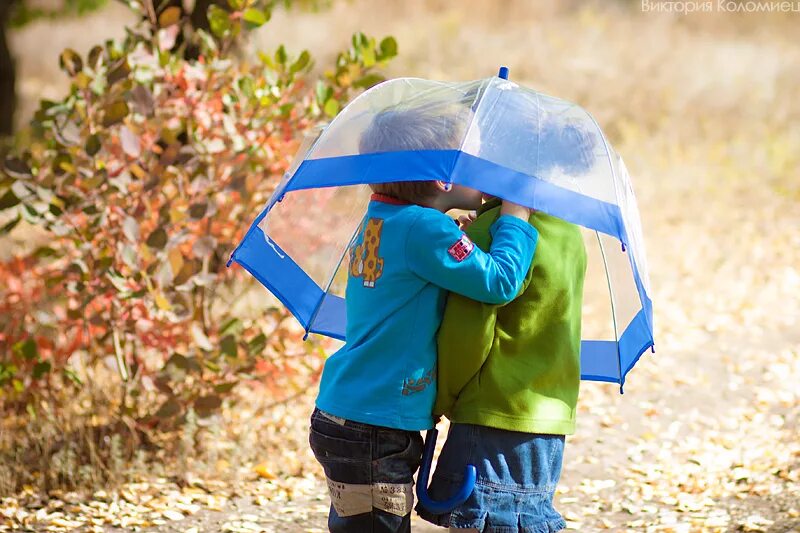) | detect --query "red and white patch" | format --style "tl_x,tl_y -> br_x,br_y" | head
448,235 -> 474,262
